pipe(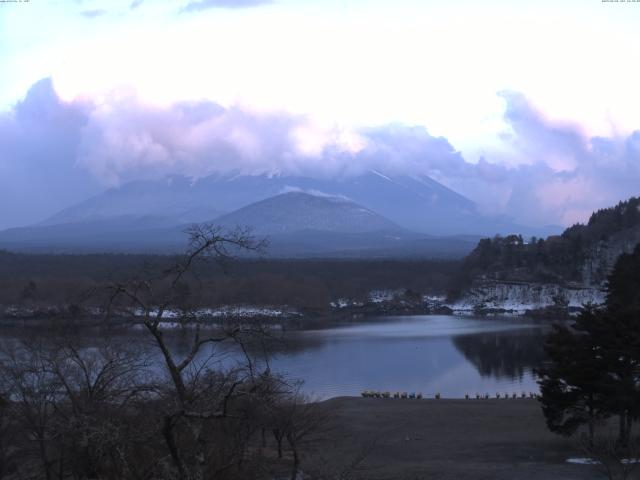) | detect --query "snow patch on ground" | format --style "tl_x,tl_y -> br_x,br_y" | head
451,281 -> 606,314
330,298 -> 364,309
136,306 -> 302,320
368,289 -> 404,303
1,304 -> 301,320
201,305 -> 301,318
567,457 -> 640,465
423,294 -> 446,303
566,458 -> 599,465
